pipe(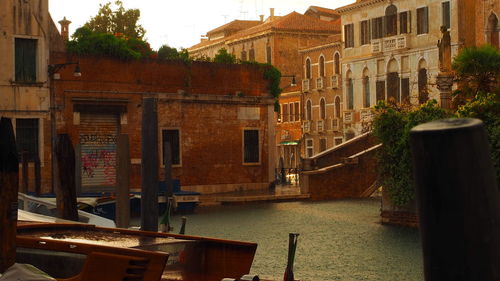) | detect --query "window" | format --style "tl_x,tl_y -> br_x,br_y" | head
241,50 -> 247,61
371,17 -> 384,39
294,102 -> 300,121
289,103 -> 294,122
306,139 -> 314,157
16,119 -> 39,161
417,7 -> 429,35
376,80 -> 385,102
400,11 -> 410,34
385,5 -> 398,37
266,46 -> 272,63
162,129 -> 180,165
319,56 -> 325,77
306,100 -> 312,121
319,138 -> 327,152
15,38 -> 37,82
346,78 -> 354,110
334,138 -> 343,146
401,78 -> 410,104
305,58 -> 311,79
334,53 -> 340,74
487,13 -> 499,48
360,20 -> 370,45
243,129 -> 259,163
418,68 -> 428,104
344,24 -> 354,48
334,96 -> 341,118
320,98 -> 326,119
442,2 -> 450,29
282,103 -> 288,122
363,76 -> 370,108
249,48 -> 255,61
